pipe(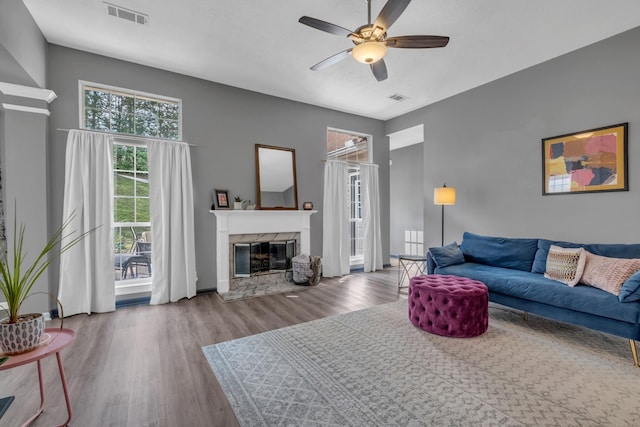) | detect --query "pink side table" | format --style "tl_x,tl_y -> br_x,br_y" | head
0,328 -> 76,427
